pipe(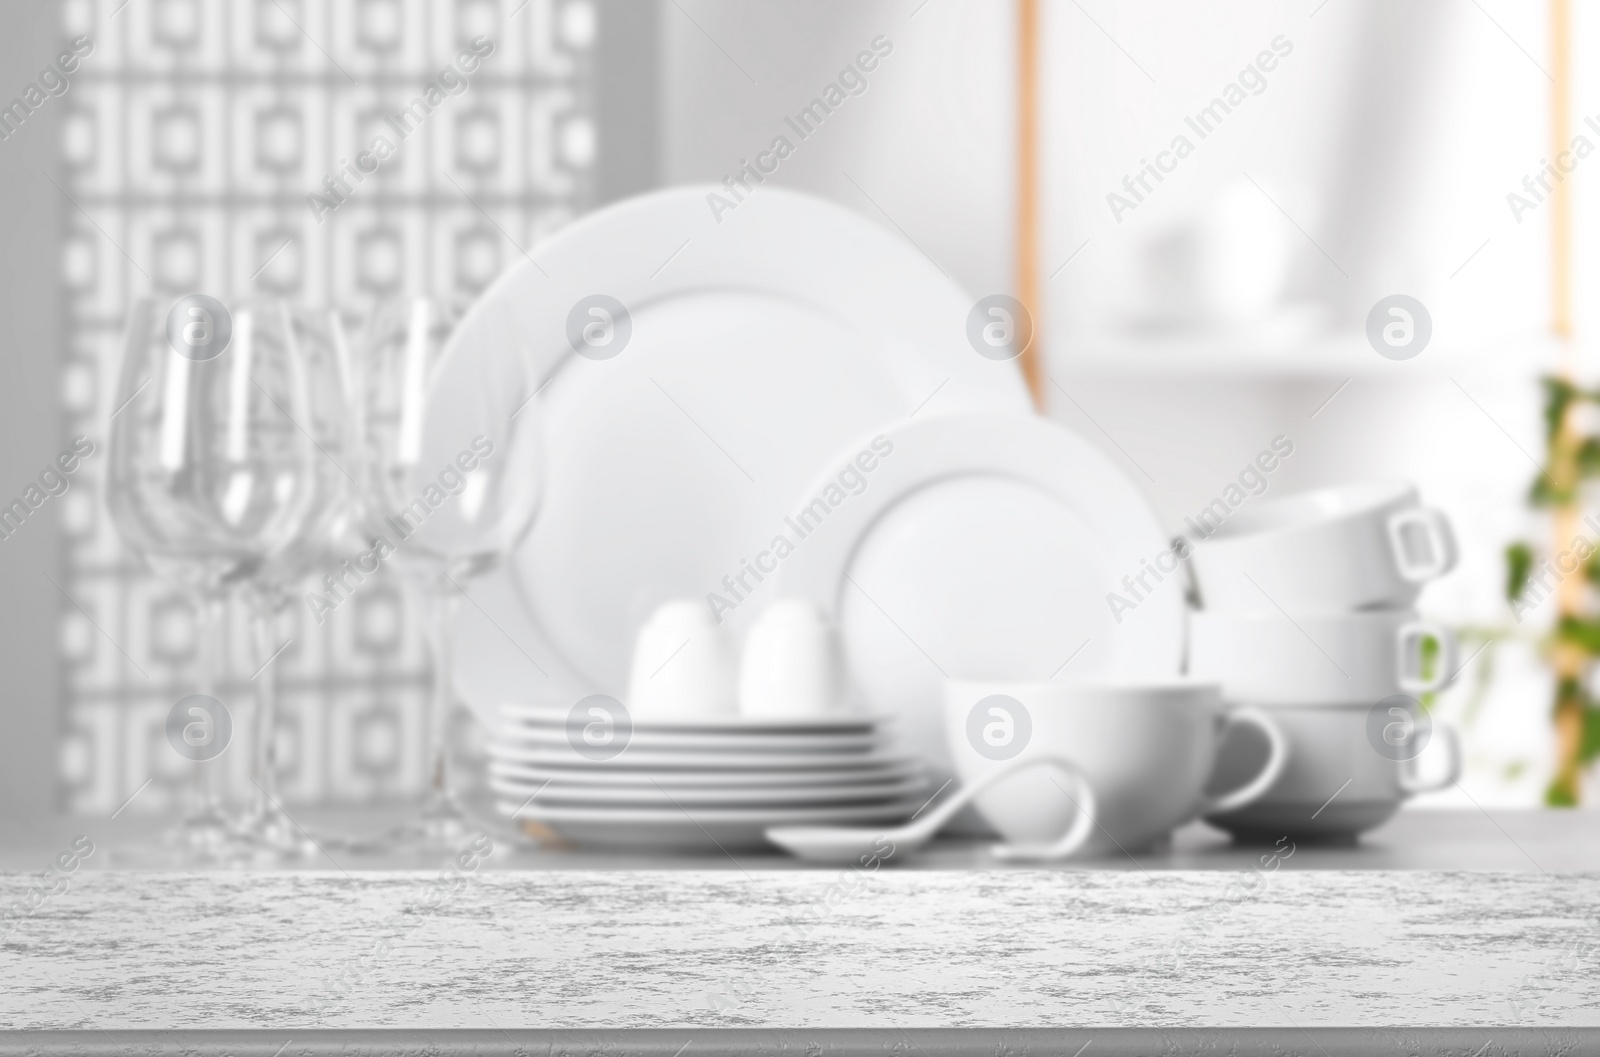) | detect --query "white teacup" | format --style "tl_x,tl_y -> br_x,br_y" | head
626,599 -> 738,719
1190,609 -> 1457,706
1204,702 -> 1461,840
738,599 -> 844,719
943,678 -> 1288,856
1188,482 -> 1457,614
